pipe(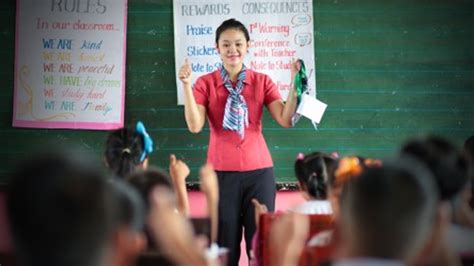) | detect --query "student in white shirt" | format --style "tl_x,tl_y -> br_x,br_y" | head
290,152 -> 338,215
